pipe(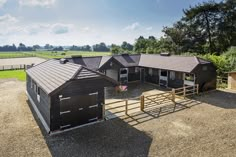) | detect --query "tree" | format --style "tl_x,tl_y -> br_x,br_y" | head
33,45 -> 40,50
92,42 -> 110,52
121,41 -> 133,51
134,36 -> 148,53
111,44 -> 121,54
183,1 -> 220,53
44,44 -> 53,50
18,43 -> 26,51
